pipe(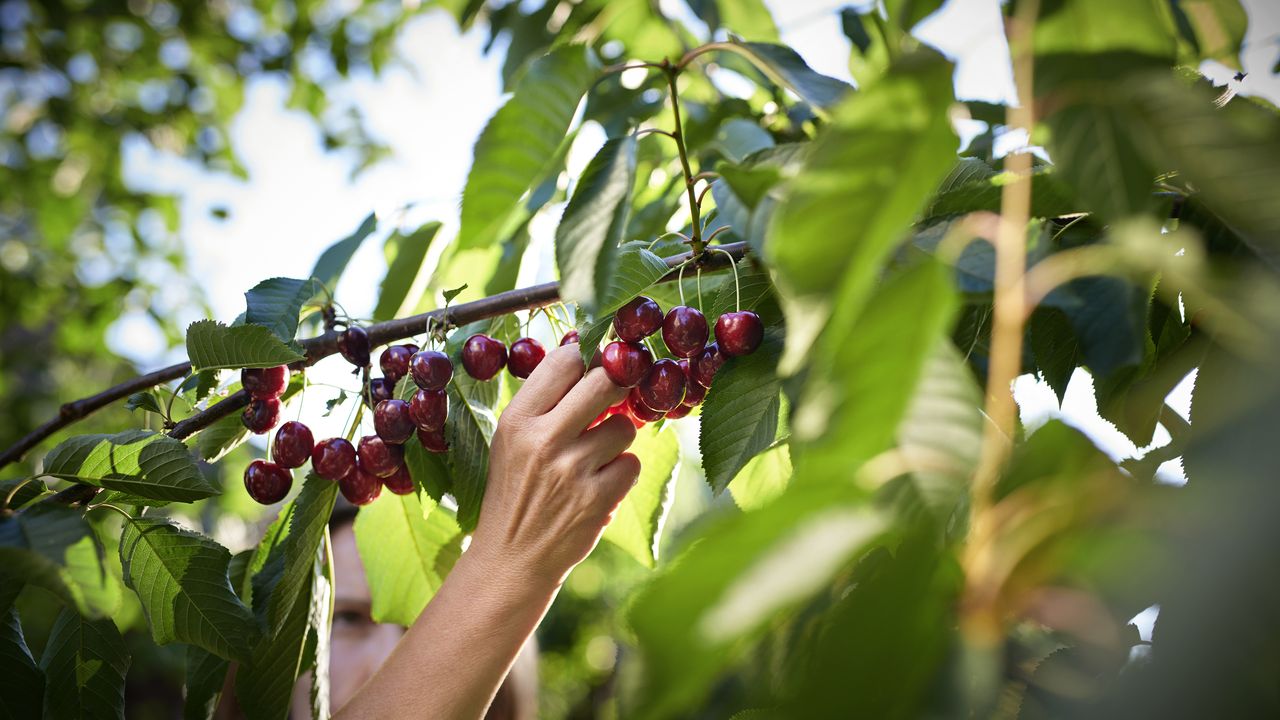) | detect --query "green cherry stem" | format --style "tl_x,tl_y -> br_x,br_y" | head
712,247 -> 741,311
